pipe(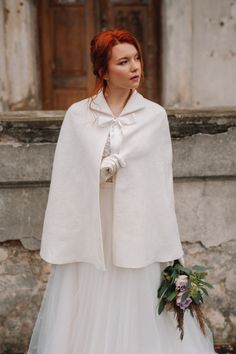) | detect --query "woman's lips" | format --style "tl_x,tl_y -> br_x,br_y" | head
130,75 -> 140,81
